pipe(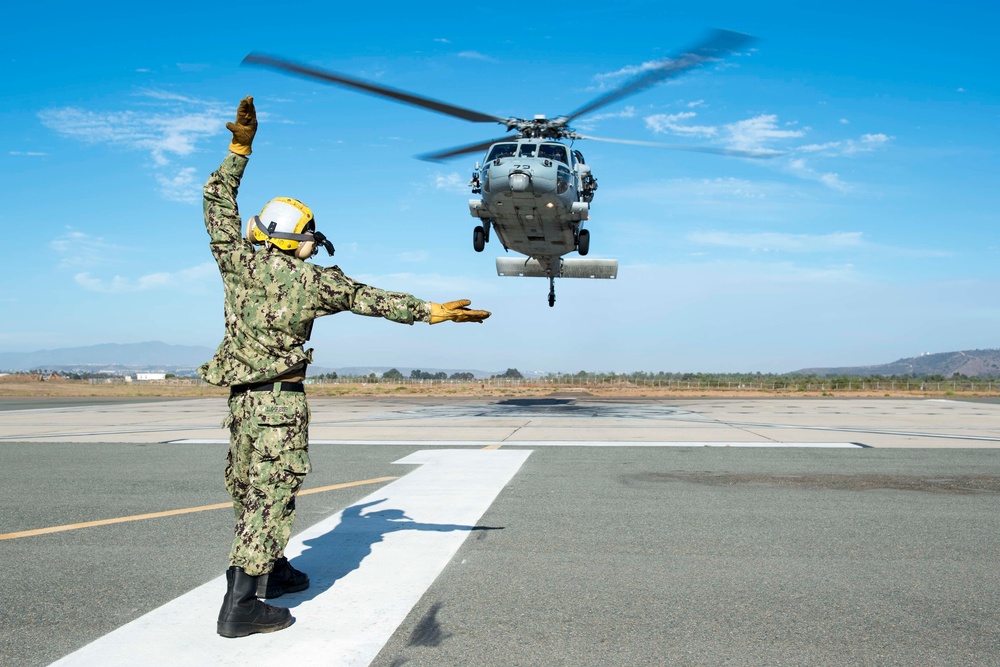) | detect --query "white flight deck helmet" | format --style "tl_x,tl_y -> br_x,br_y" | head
245,197 -> 334,259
